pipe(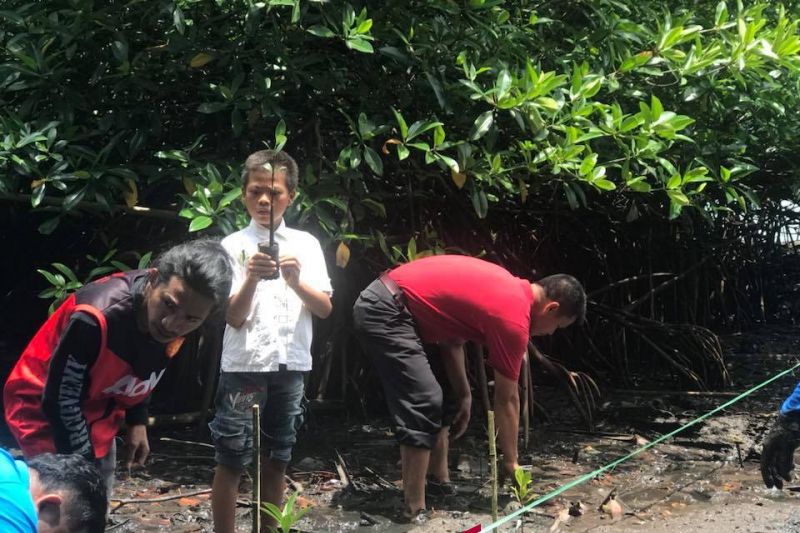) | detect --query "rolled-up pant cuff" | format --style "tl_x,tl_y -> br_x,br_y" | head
396,427 -> 437,449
